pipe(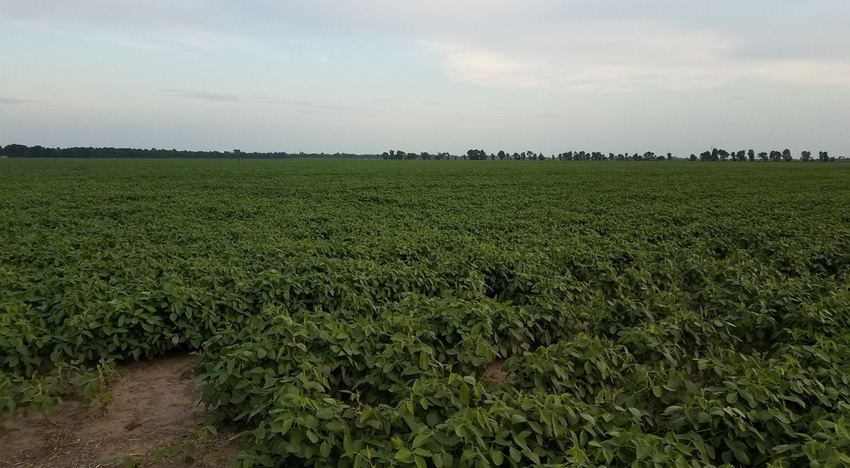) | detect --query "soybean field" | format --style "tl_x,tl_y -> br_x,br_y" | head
1,159 -> 849,467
